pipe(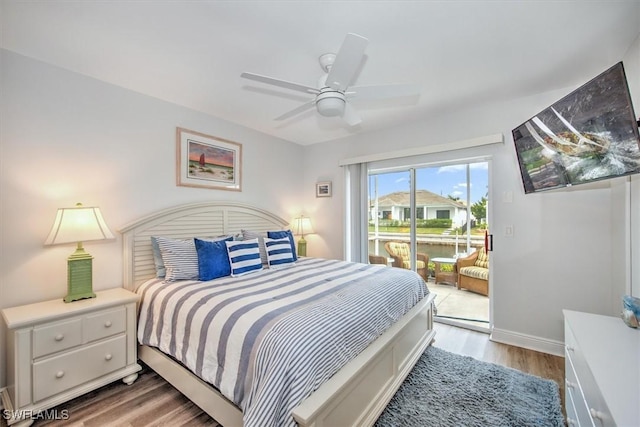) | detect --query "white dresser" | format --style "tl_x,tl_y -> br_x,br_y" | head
563,310 -> 640,427
1,288 -> 141,426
